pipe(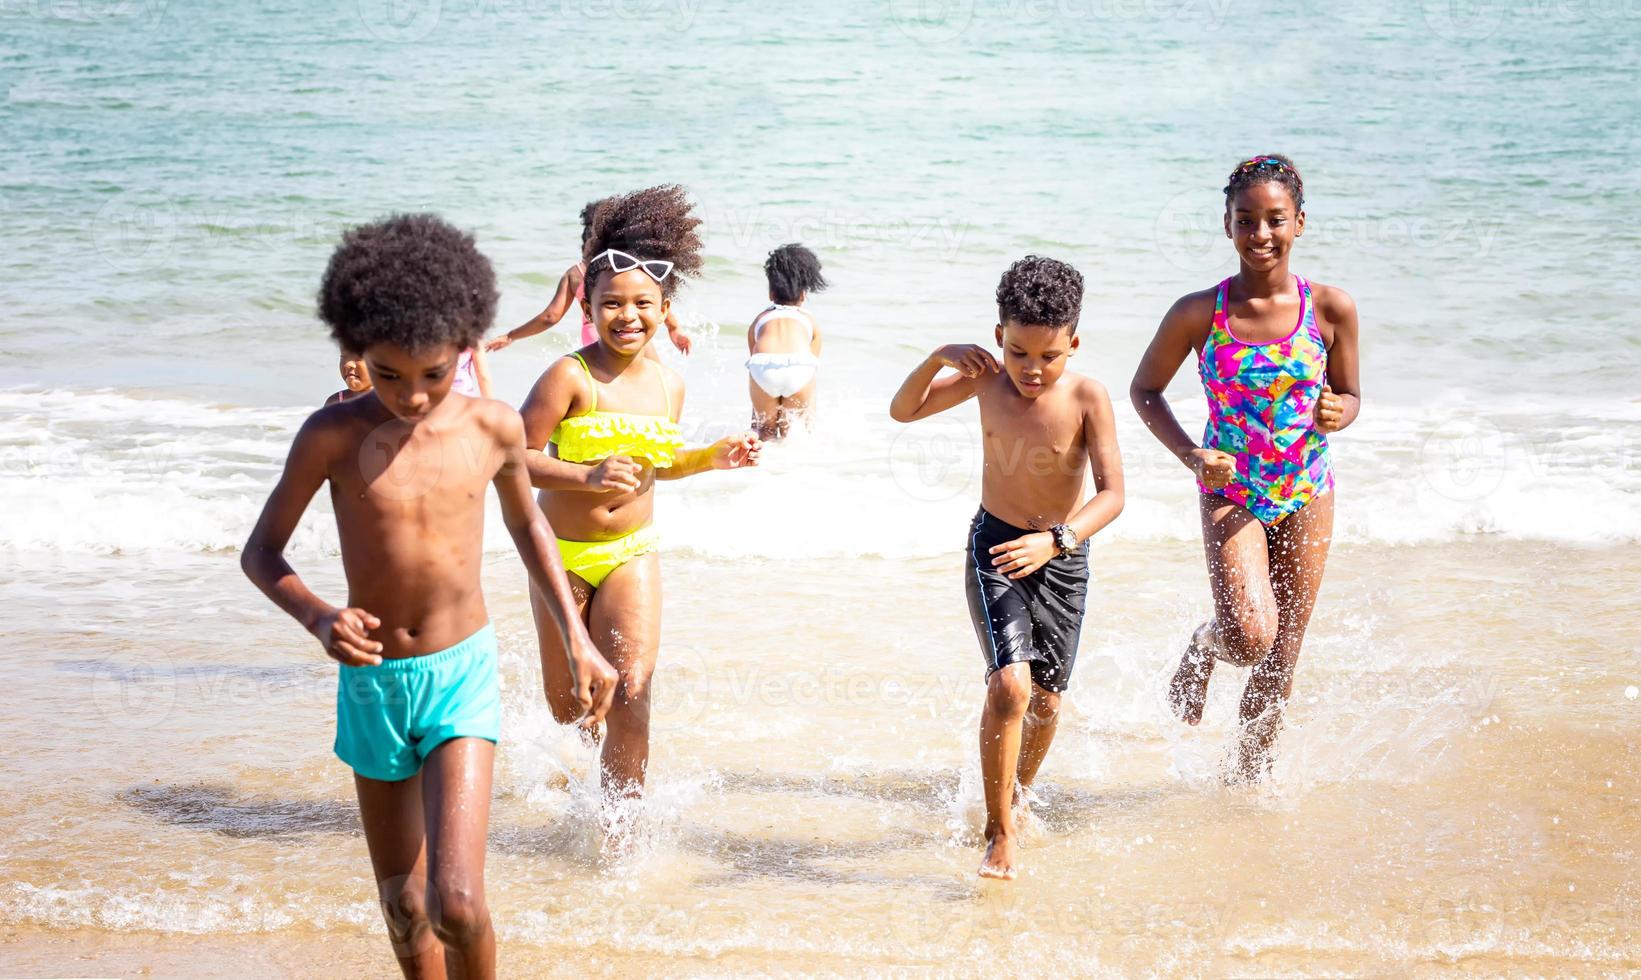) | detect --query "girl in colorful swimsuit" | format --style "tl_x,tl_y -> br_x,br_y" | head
487,198 -> 692,362
745,243 -> 827,440
1130,154 -> 1361,781
519,185 -> 760,802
